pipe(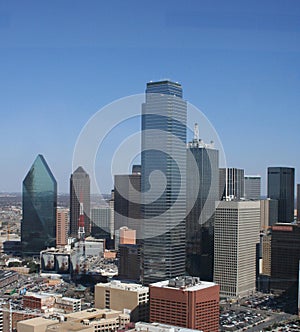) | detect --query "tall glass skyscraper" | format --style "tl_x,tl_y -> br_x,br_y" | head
186,135 -> 219,281
267,167 -> 295,223
70,166 -> 91,237
141,80 -> 187,284
21,154 -> 57,255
